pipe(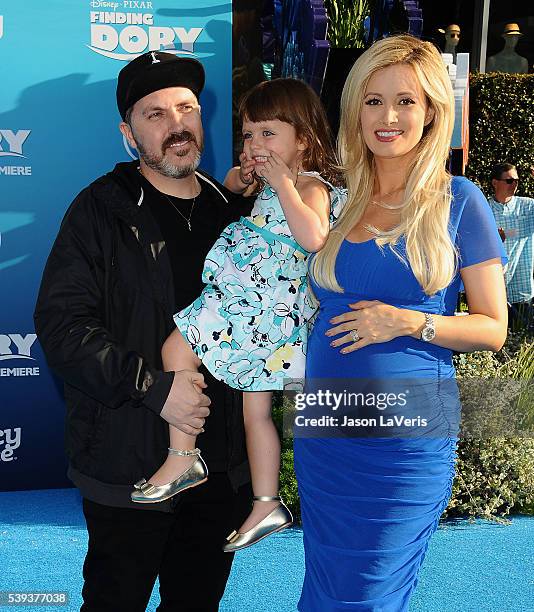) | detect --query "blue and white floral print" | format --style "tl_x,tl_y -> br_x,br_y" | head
174,173 -> 346,391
